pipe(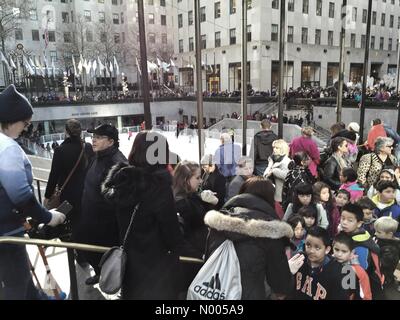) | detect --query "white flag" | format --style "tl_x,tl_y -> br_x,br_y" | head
23,55 -> 34,75
86,60 -> 91,75
77,58 -> 83,74
97,57 -> 104,72
29,57 -> 36,74
170,59 -> 175,68
51,58 -> 56,77
10,55 -> 16,70
72,55 -> 77,75
157,57 -> 162,67
136,56 -> 141,76
35,56 -> 44,77
113,56 -> 119,76
92,59 -> 97,75
109,61 -> 114,73
0,51 -> 11,73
